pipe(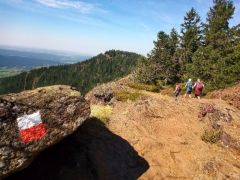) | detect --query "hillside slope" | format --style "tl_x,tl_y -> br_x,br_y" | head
87,79 -> 240,179
0,50 -> 141,95
207,82 -> 240,110
109,95 -> 240,179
